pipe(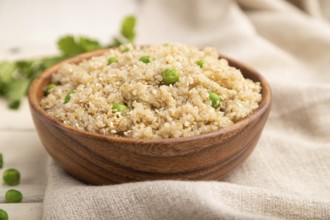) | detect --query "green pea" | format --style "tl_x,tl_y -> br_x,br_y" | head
209,91 -> 222,109
3,168 -> 20,186
112,103 -> 128,113
162,68 -> 180,85
108,56 -> 118,65
5,189 -> 23,203
0,153 -> 3,168
196,59 -> 205,68
64,91 -> 74,104
139,55 -> 152,64
44,83 -> 56,96
0,209 -> 8,220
